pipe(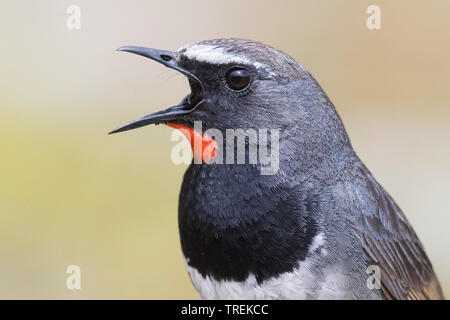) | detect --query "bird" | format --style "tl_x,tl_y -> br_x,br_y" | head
110,38 -> 444,300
